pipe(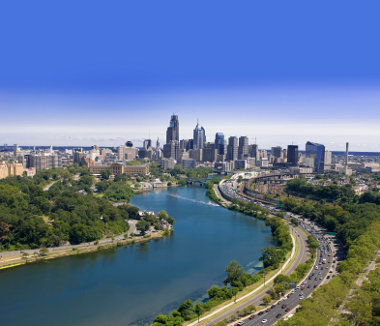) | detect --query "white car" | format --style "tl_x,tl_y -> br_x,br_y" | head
261,319 -> 268,324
